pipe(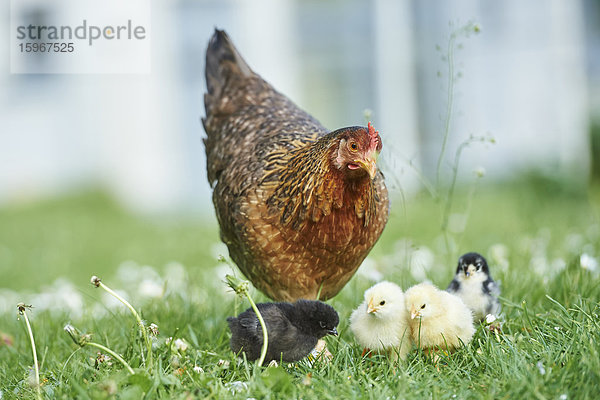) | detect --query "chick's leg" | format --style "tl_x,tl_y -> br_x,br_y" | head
310,339 -> 333,363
